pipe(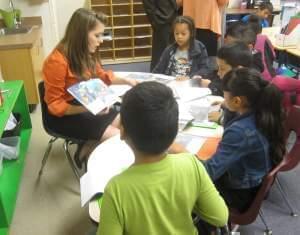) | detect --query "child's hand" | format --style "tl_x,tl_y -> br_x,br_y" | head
211,101 -> 223,106
176,76 -> 189,81
201,79 -> 211,87
208,111 -> 221,123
